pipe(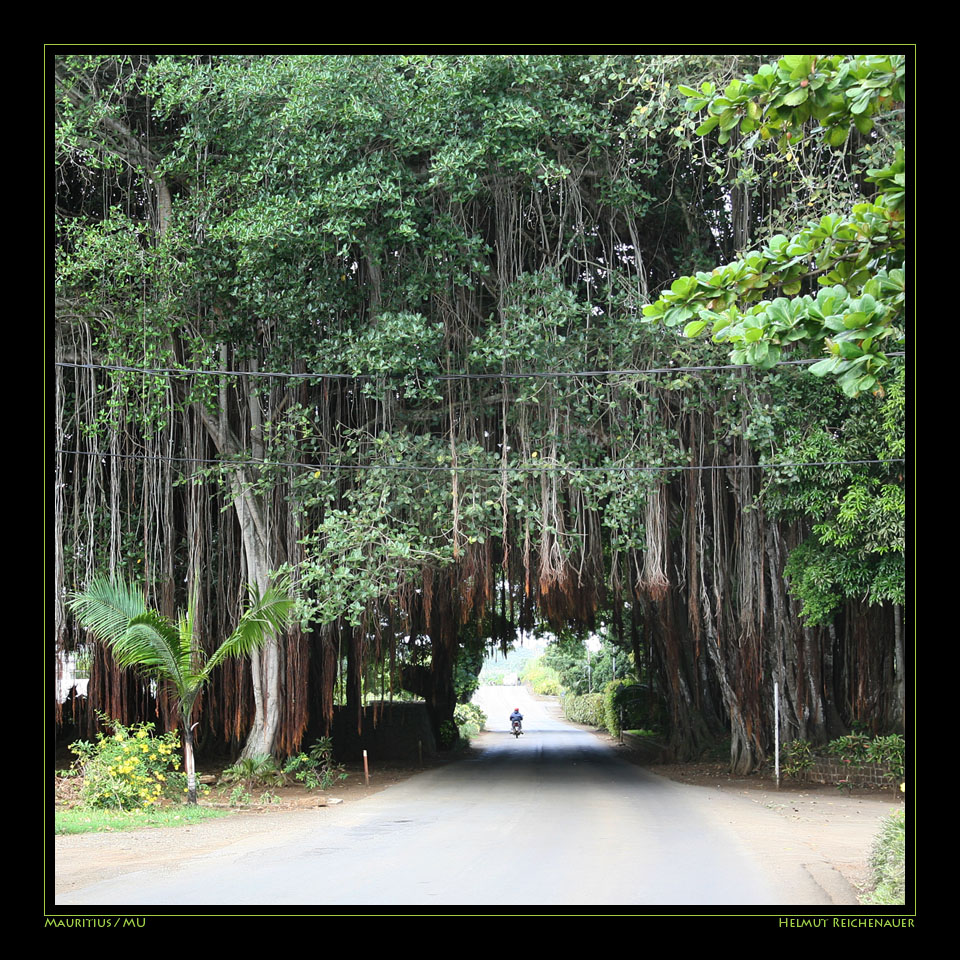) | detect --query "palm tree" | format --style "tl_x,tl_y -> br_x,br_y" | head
68,574 -> 296,804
